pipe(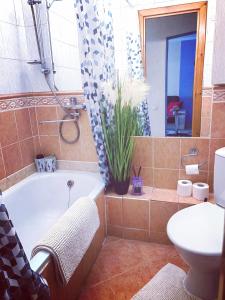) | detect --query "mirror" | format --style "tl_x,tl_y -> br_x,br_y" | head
146,13 -> 197,137
139,2 -> 207,137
